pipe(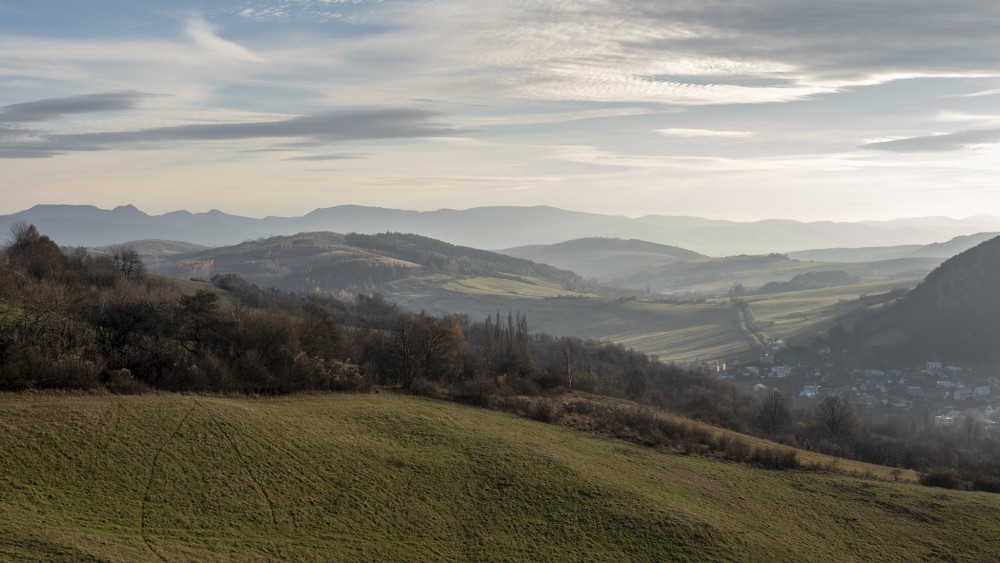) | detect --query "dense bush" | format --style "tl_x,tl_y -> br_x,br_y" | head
919,468 -> 964,490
